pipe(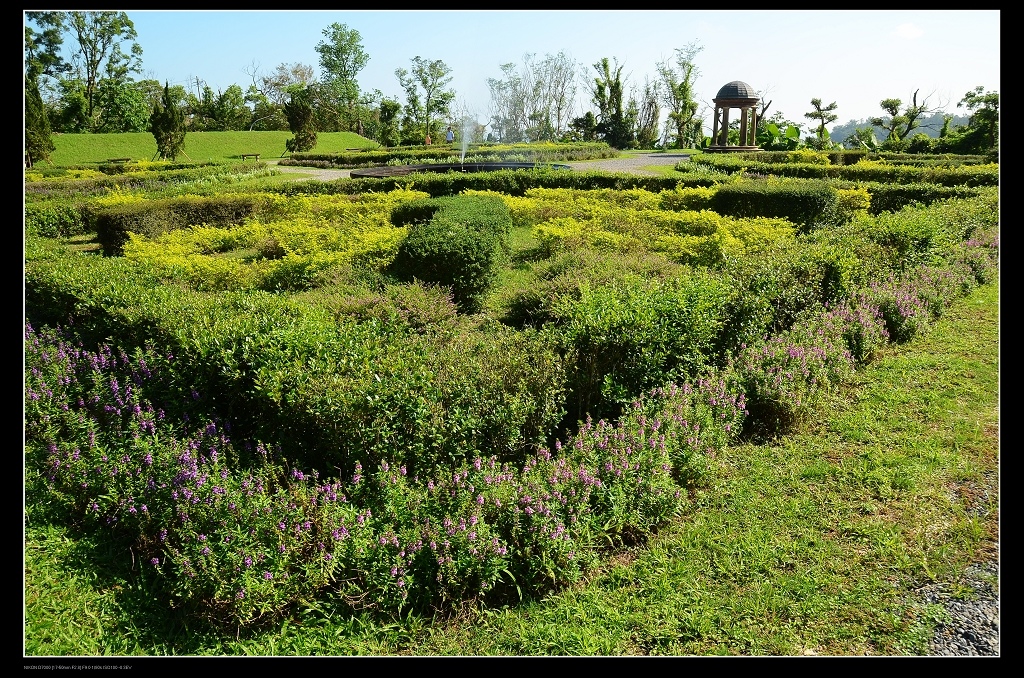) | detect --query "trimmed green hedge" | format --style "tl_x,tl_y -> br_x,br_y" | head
709,180 -> 840,231
88,194 -> 270,255
273,167 -> 725,199
388,194 -> 512,313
